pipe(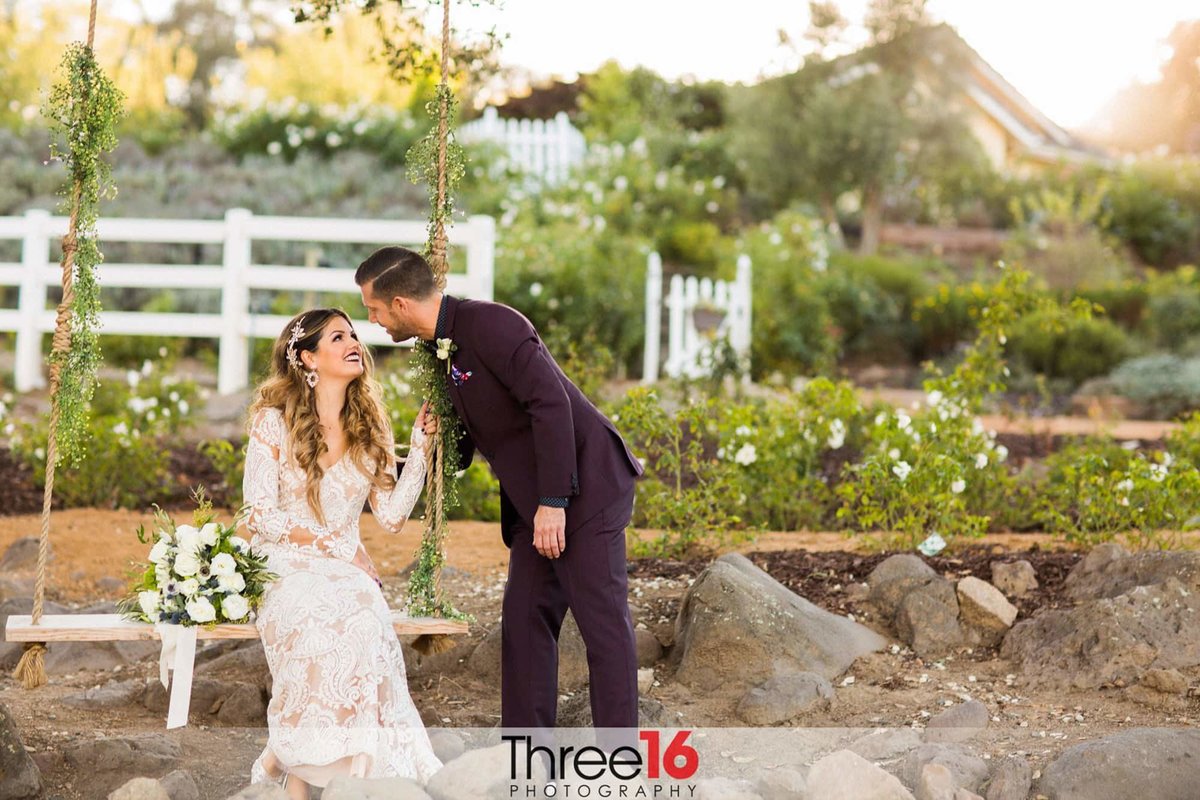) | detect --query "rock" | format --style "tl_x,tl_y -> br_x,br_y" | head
637,667 -> 655,694
895,580 -> 968,658
466,614 -> 589,690
1002,578 -> 1200,688
159,770 -> 199,800
635,629 -> 663,666
216,684 -> 268,726
807,749 -> 916,799
107,778 -> 169,800
0,702 -> 41,800
62,734 -> 181,797
983,756 -> 1031,800
925,701 -> 989,744
755,766 -> 807,800
1064,544 -> 1200,600
428,731 -> 465,764
901,745 -> 988,795
62,679 -> 146,709
990,561 -> 1038,599
556,693 -> 672,728
425,743 -> 546,800
917,763 -> 957,800
1140,668 -> 1188,694
694,777 -> 761,799
1037,728 -> 1200,800
321,776 -> 431,799
868,555 -> 940,619
0,537 -> 50,572
735,672 -> 834,725
674,554 -> 887,691
849,729 -> 923,762
223,787 -> 288,800
955,578 -> 1017,644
